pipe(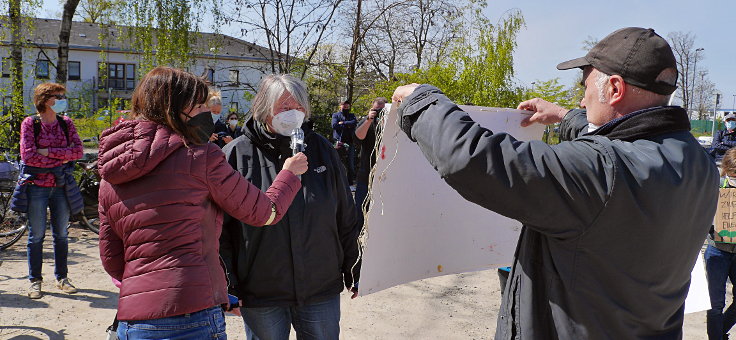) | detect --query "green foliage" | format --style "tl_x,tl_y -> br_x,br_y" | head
0,0 -> 41,152
356,9 -> 526,112
529,78 -> 579,109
